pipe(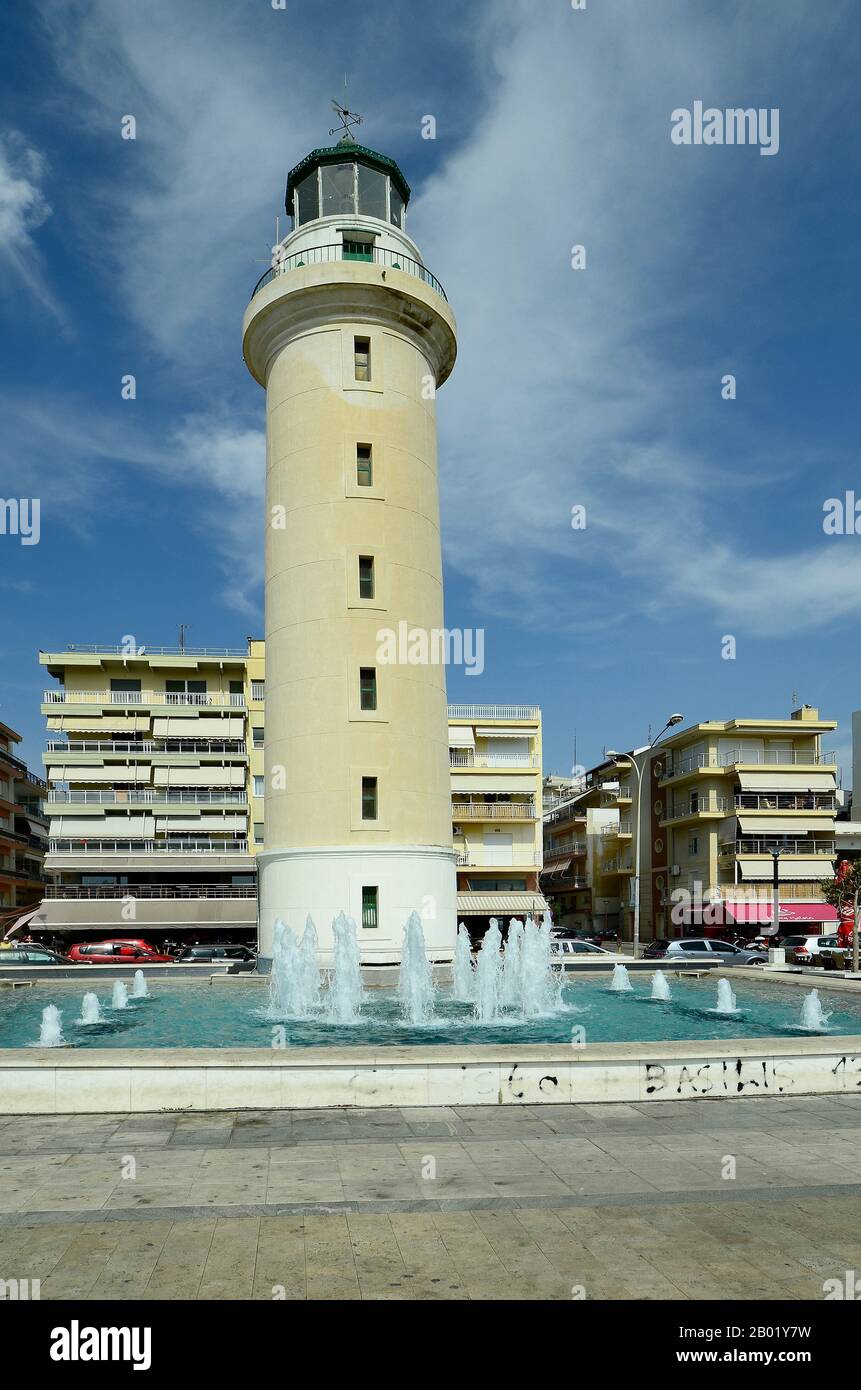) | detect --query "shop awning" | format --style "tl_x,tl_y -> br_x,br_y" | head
737,815 -> 835,835
737,772 -> 836,792
673,902 -> 838,927
475,728 -> 530,740
542,858 -> 572,876
450,777 -> 532,793
739,860 -> 834,881
448,727 -> 475,747
457,892 -> 549,916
